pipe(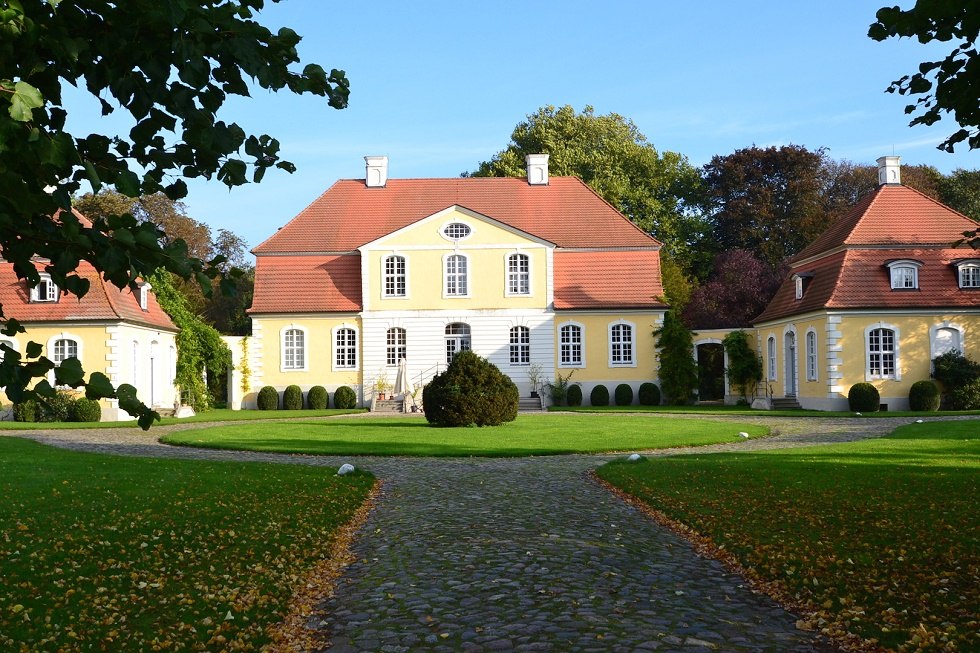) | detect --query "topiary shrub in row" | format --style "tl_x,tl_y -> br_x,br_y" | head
71,398 -> 102,422
283,385 -> 303,410
334,385 -> 357,409
590,384 -> 609,406
908,380 -> 940,412
615,383 -> 633,406
424,351 -> 518,427
566,384 -> 583,406
307,385 -> 328,410
638,382 -> 661,406
257,384 -> 360,410
848,382 -> 880,412
13,392 -> 101,422
257,386 -> 279,410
